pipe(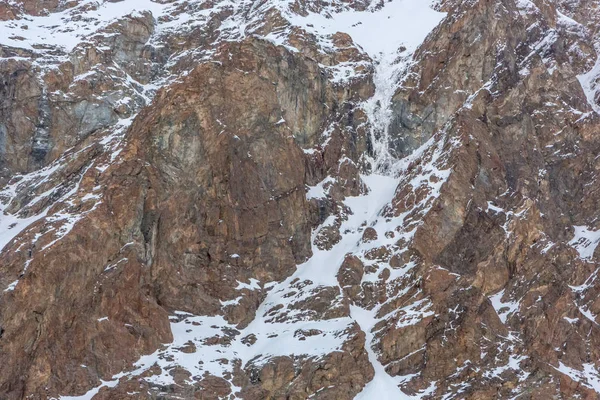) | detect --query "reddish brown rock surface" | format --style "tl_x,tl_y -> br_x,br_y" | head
2,0 -> 600,399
